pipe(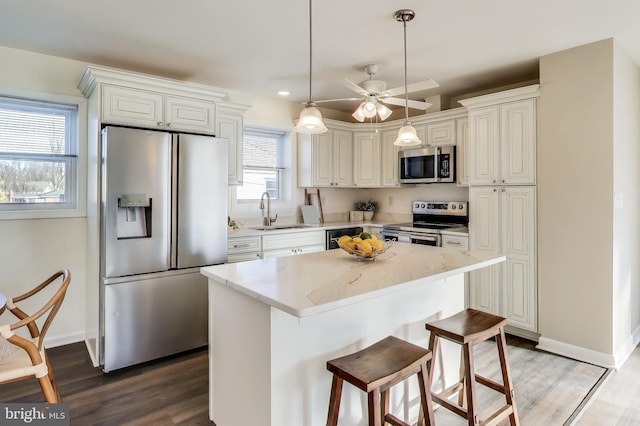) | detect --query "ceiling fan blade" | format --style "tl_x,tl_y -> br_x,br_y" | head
381,97 -> 432,110
314,97 -> 364,104
383,79 -> 439,97
343,79 -> 369,96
